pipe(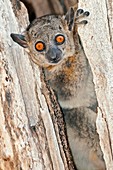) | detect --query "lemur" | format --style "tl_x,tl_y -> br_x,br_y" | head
11,8 -> 106,170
